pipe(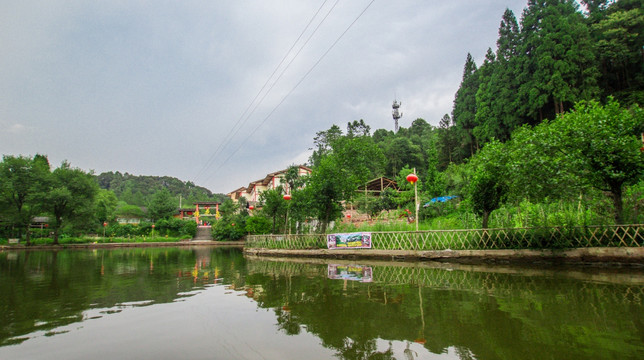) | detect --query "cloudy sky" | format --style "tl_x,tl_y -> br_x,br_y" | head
1,0 -> 532,194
